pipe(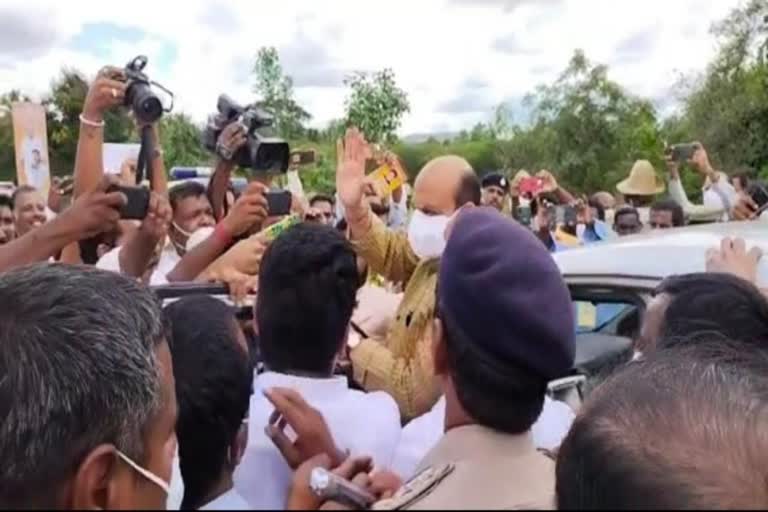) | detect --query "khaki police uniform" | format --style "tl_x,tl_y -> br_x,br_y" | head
373,425 -> 555,510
